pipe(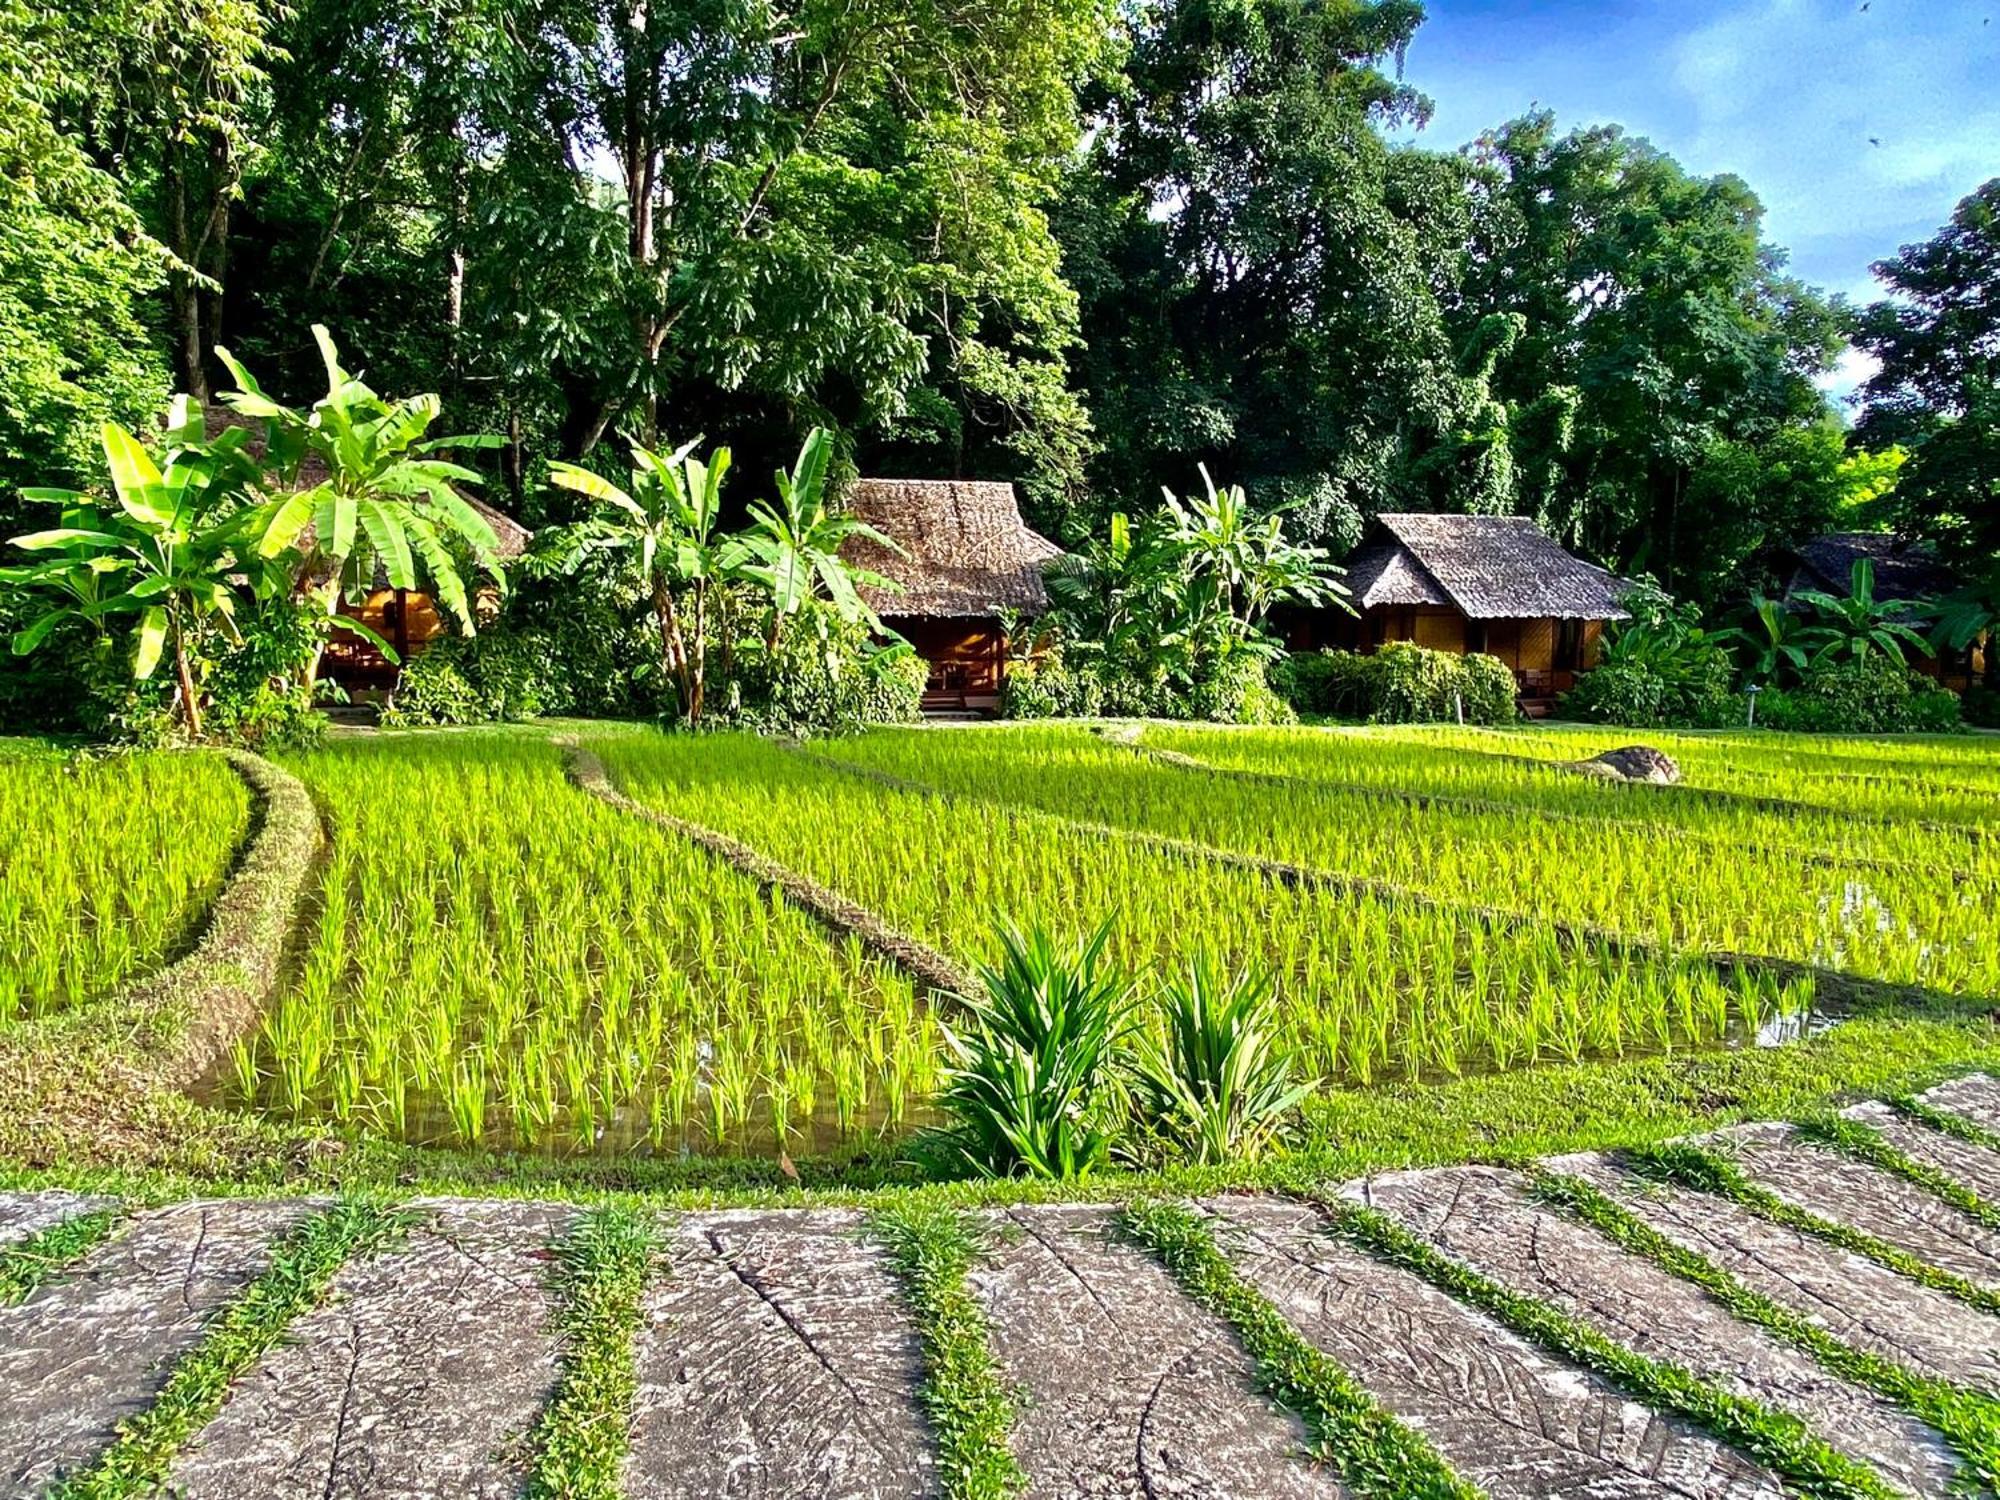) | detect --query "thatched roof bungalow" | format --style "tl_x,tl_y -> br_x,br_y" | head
1291,512 -> 1632,704
1784,531 -> 1982,690
322,490 -> 531,689
840,478 -> 1061,712
1785,531 -> 1959,607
